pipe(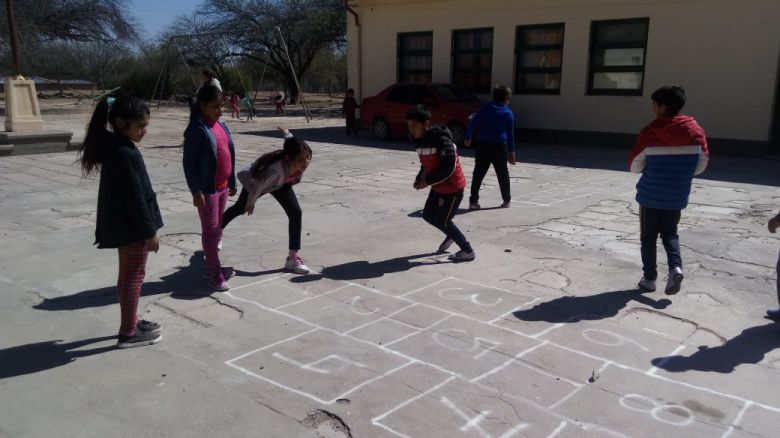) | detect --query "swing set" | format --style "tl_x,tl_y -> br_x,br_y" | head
150,26 -> 311,122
